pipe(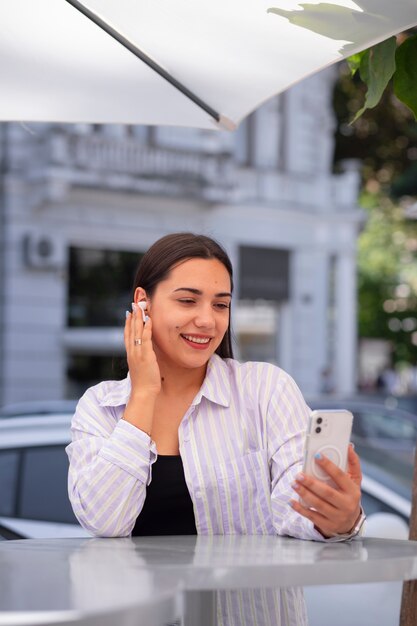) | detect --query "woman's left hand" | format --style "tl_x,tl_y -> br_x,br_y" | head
290,444 -> 362,537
